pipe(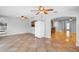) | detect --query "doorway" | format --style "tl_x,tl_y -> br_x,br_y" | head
51,17 -> 76,47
